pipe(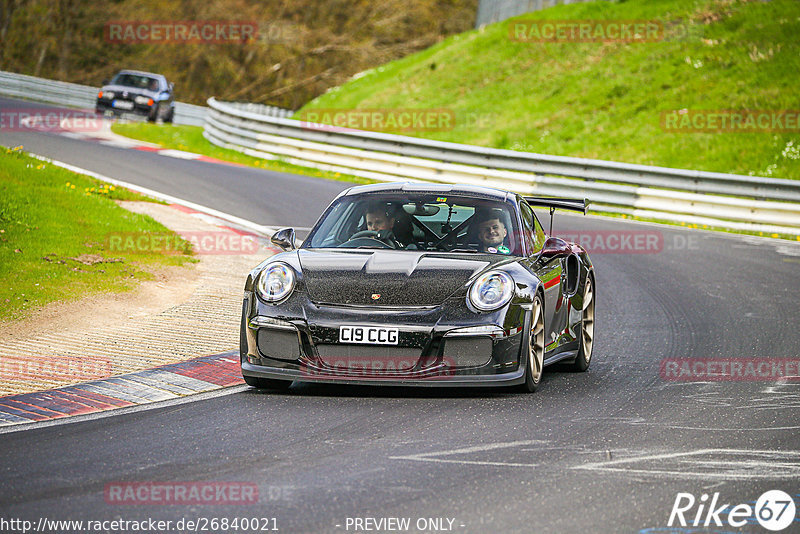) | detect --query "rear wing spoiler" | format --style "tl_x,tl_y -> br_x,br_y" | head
523,197 -> 590,234
523,197 -> 589,215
